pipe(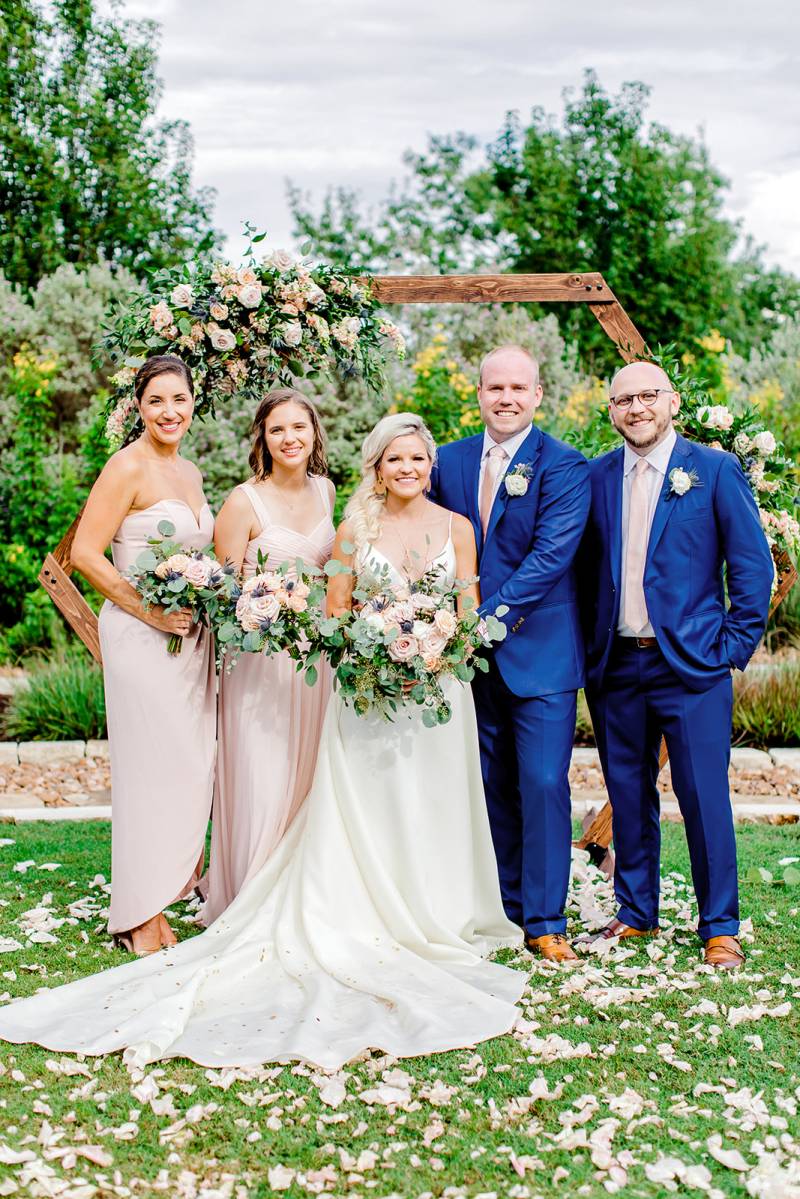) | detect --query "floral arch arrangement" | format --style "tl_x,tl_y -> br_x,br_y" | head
100,231 -> 405,447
